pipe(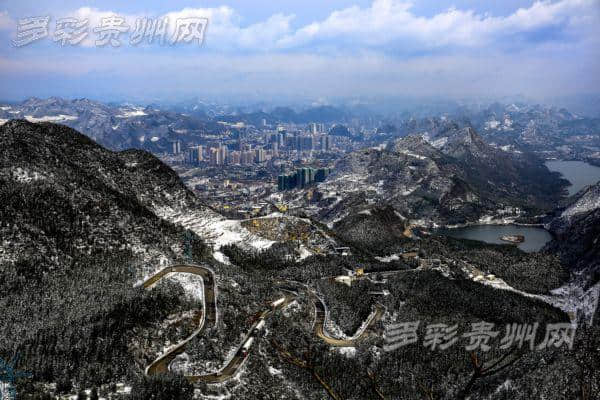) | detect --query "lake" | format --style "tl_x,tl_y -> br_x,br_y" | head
436,224 -> 553,253
545,160 -> 600,196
